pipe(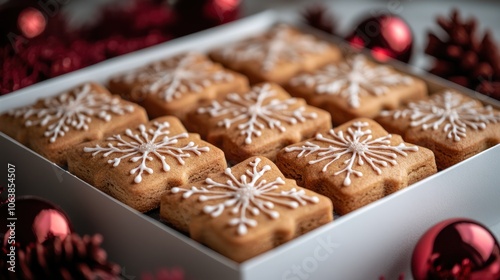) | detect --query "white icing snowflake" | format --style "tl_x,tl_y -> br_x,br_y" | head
114,52 -> 234,102
9,83 -> 134,143
290,55 -> 412,108
219,25 -> 327,72
171,157 -> 319,236
285,121 -> 418,186
84,121 -> 210,183
197,83 -> 318,144
380,91 -> 500,141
